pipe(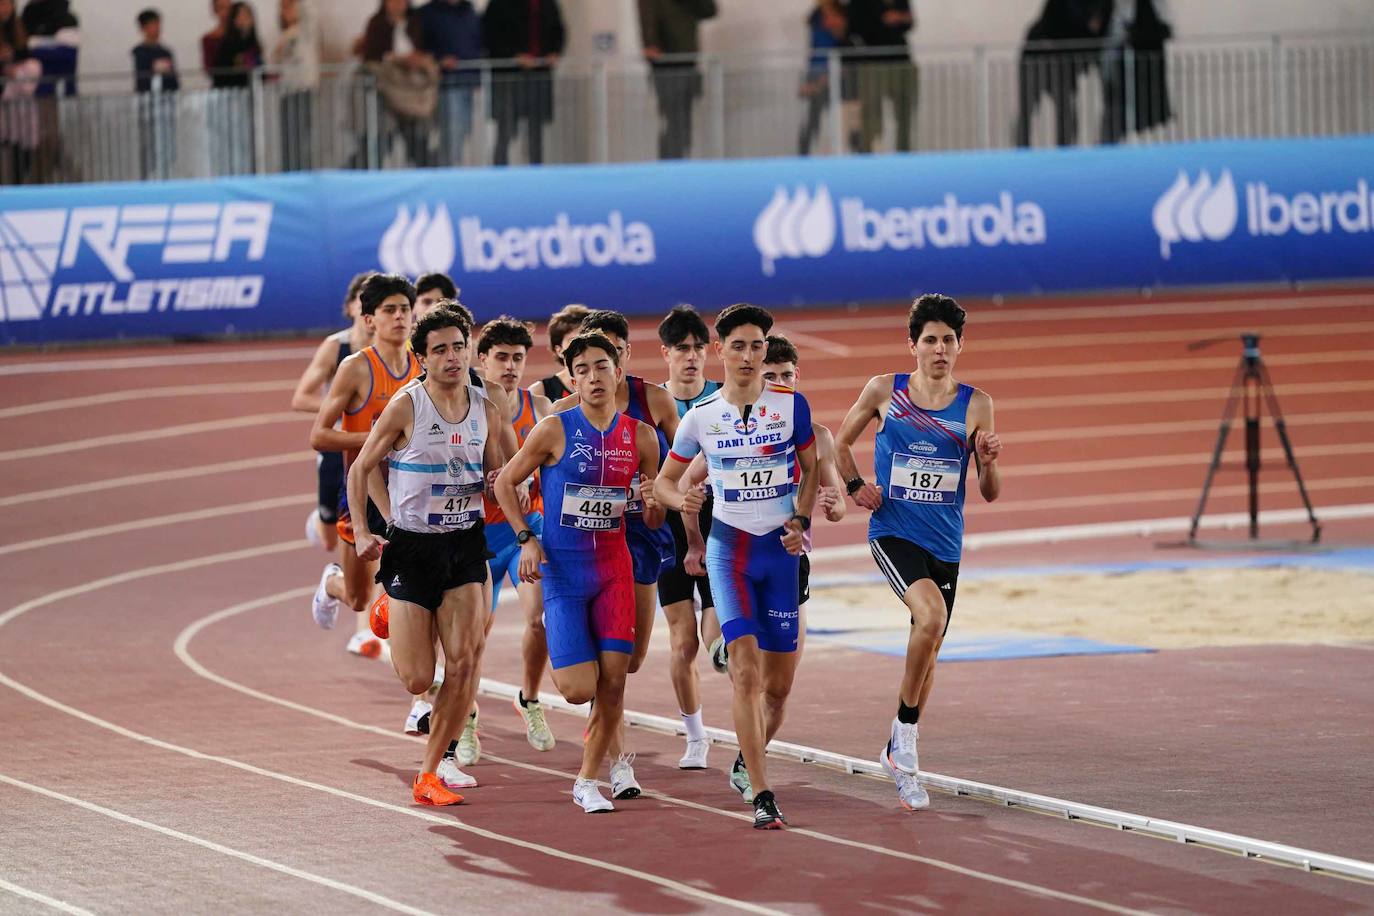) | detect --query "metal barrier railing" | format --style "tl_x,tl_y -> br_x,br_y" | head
1,32 -> 1371,185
